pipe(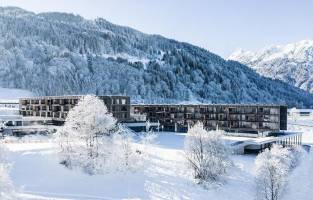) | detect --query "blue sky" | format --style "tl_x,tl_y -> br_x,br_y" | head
2,0 -> 313,58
